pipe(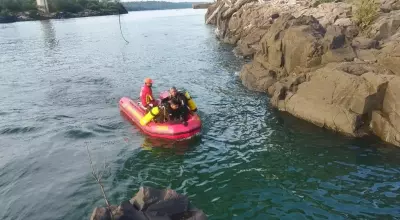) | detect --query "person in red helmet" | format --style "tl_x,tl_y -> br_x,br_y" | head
140,78 -> 155,109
